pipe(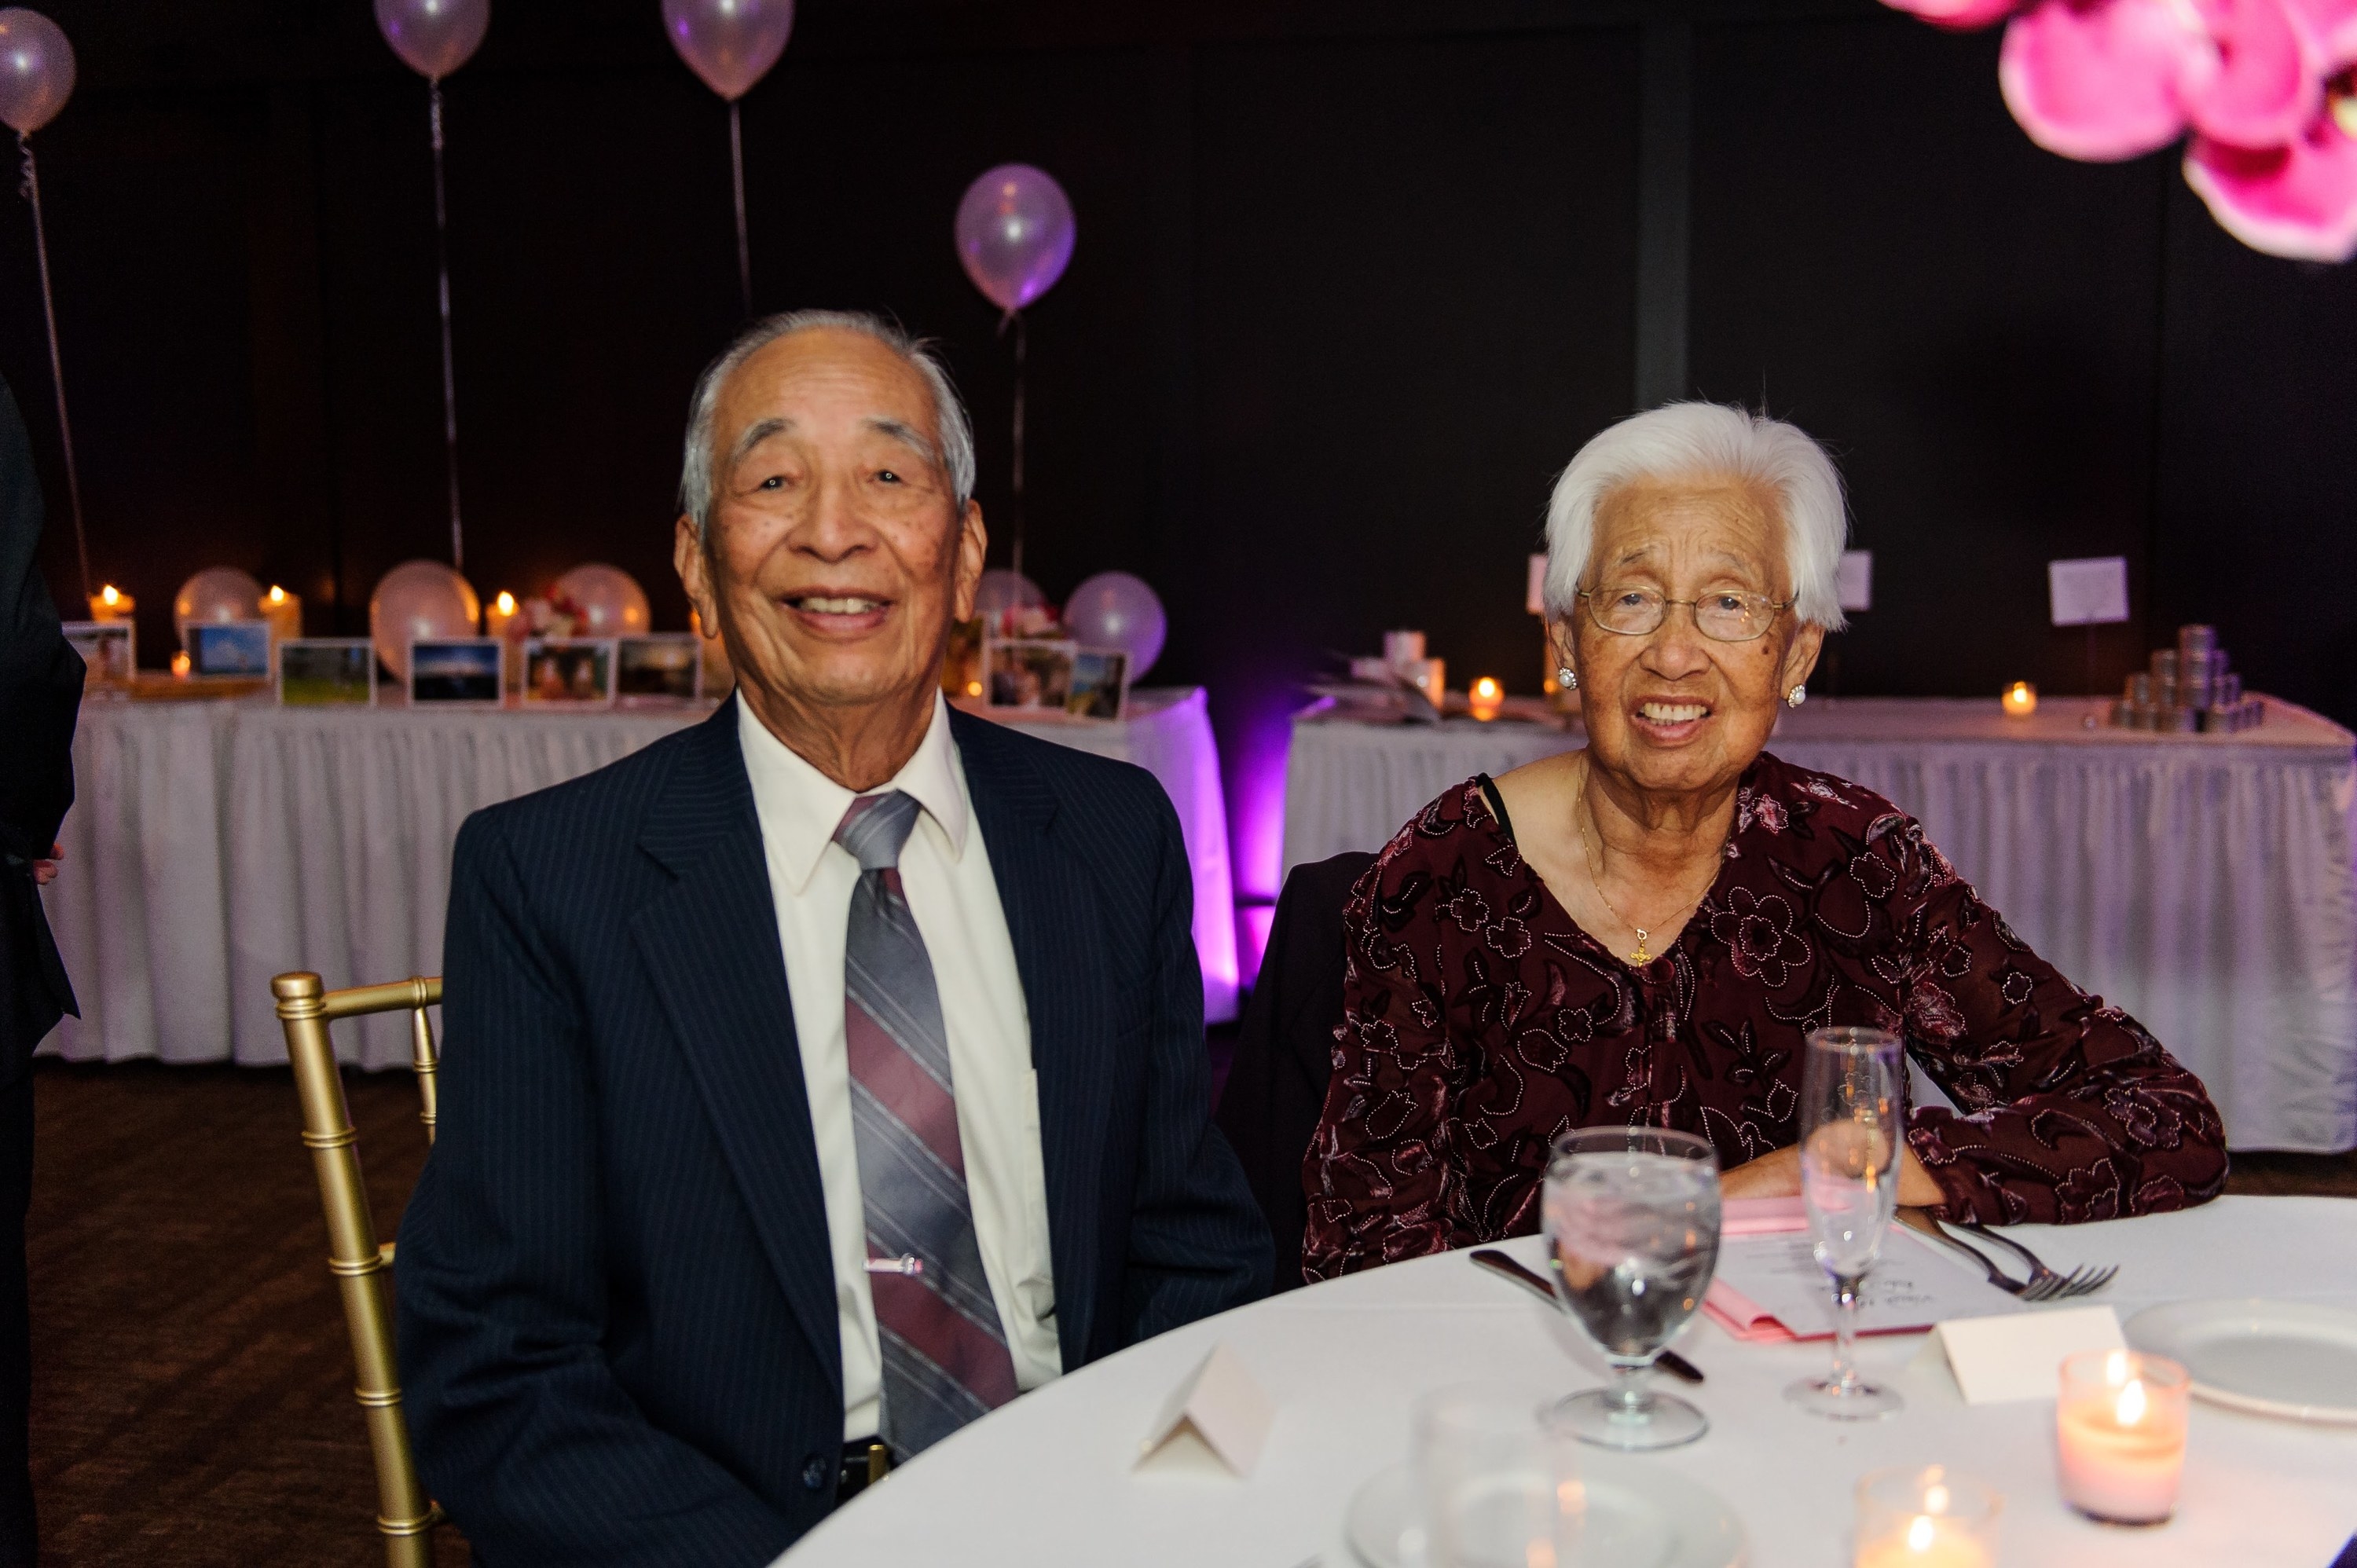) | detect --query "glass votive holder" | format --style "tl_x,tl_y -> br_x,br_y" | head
1412,1383 -> 1583,1568
2001,680 -> 2037,717
1853,1466 -> 2001,1568
1468,676 -> 1504,722
2056,1349 -> 2190,1525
